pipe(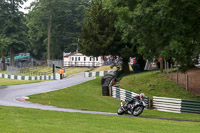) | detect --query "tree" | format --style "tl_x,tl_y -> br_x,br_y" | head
26,0 -> 90,60
80,0 -> 136,74
109,0 -> 200,72
0,0 -> 28,66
